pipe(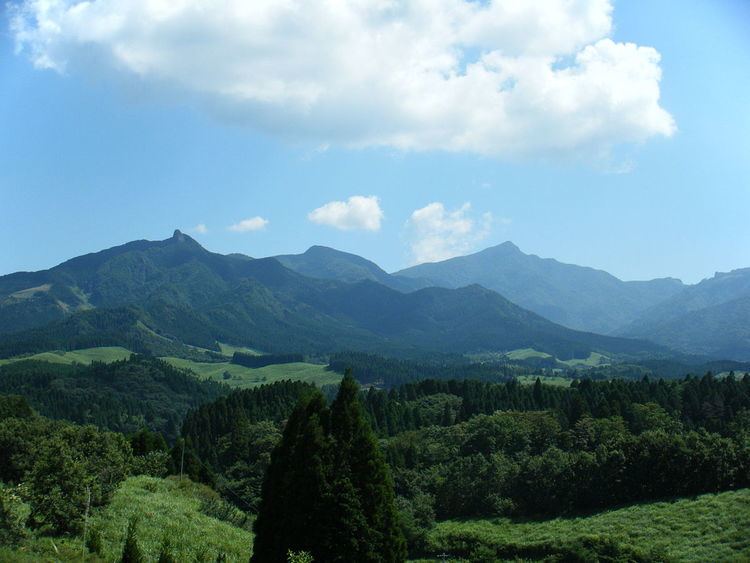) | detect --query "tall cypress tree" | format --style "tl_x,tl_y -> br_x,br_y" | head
252,392 -> 333,562
251,373 -> 406,563
330,372 -> 407,562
